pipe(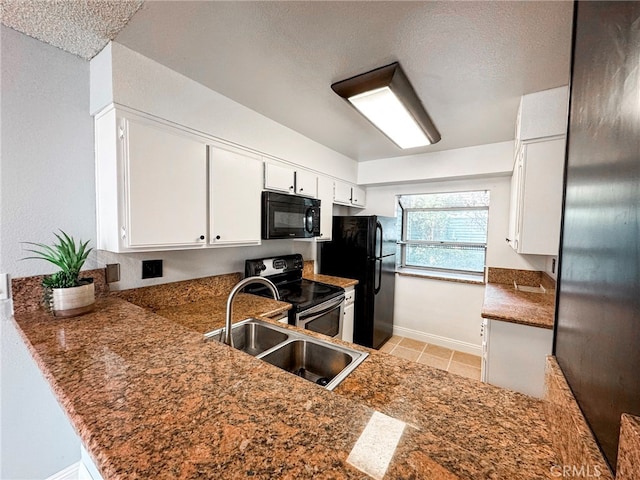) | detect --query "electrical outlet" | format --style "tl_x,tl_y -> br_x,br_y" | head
106,263 -> 121,283
142,260 -> 163,279
0,273 -> 10,300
